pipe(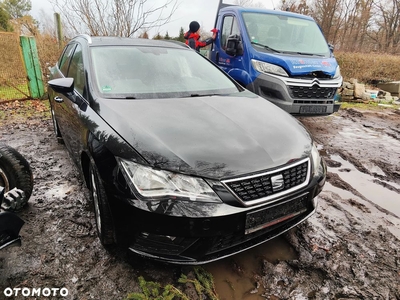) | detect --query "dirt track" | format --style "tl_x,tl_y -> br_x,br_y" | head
0,101 -> 399,299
